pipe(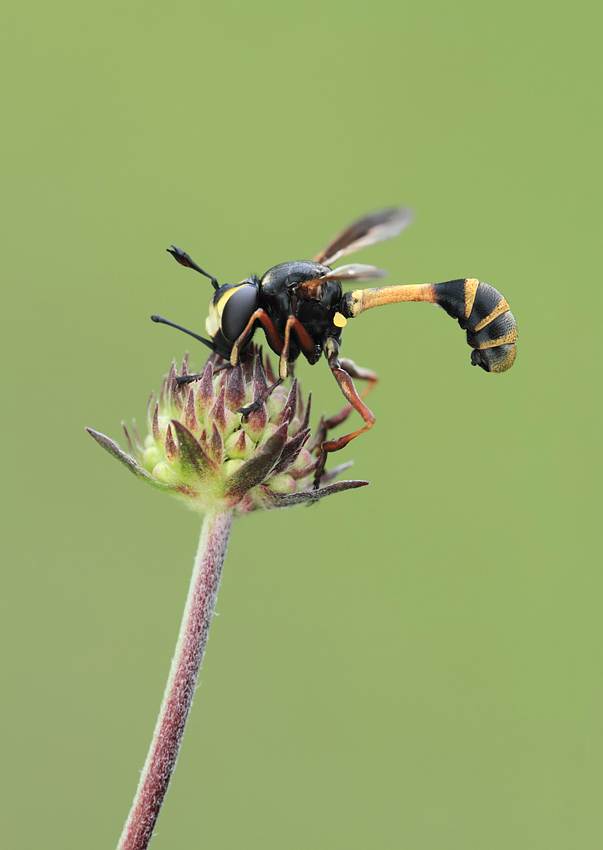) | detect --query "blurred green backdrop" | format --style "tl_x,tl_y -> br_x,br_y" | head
2,1 -> 601,848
